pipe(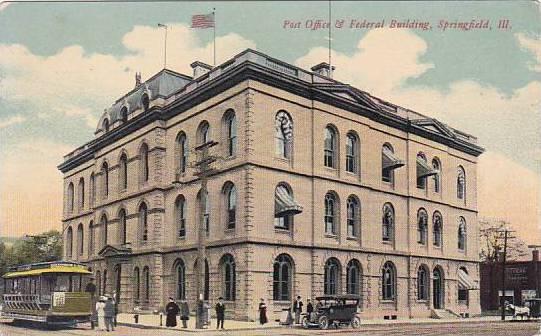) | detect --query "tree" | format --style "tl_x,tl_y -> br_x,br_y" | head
479,218 -> 530,262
